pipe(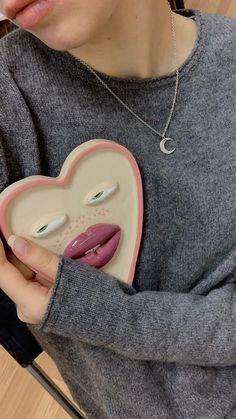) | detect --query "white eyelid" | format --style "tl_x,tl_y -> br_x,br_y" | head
83,181 -> 119,206
30,213 -> 68,238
